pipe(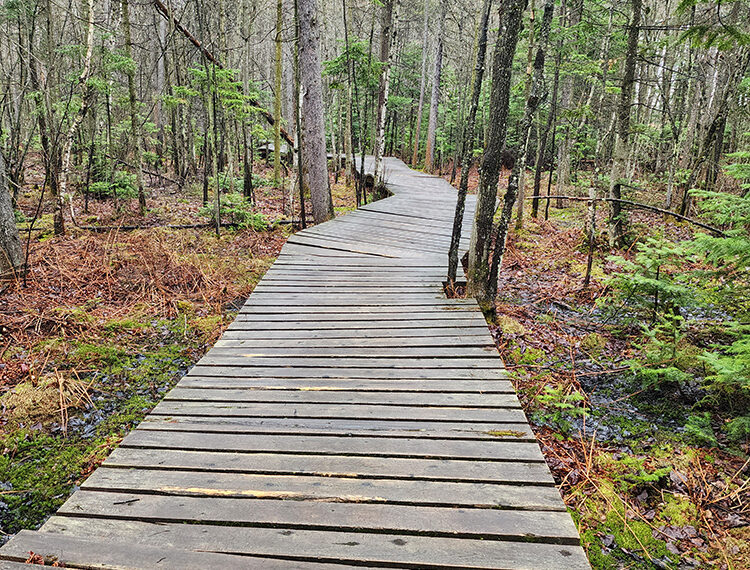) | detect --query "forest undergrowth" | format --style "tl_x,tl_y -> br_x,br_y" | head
0,162 -> 359,541
485,190 -> 749,569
